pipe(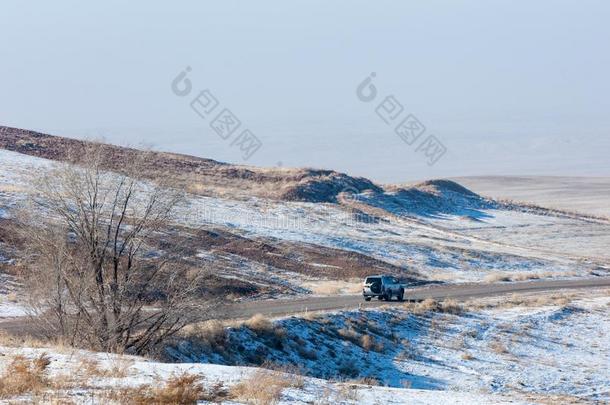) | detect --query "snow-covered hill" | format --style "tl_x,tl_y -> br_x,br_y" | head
1,144 -> 609,298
